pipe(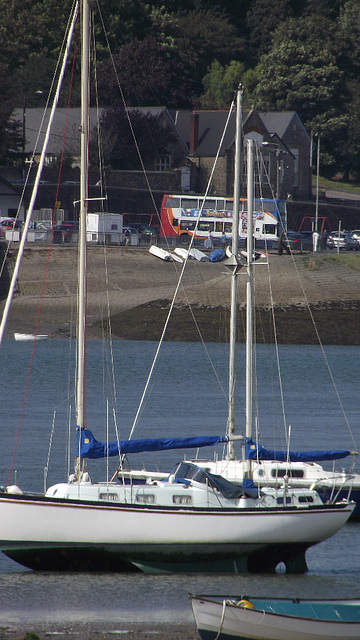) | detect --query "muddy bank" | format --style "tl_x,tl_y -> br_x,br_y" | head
99,299 -> 360,345
3,247 -> 360,344
0,622 -> 196,640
